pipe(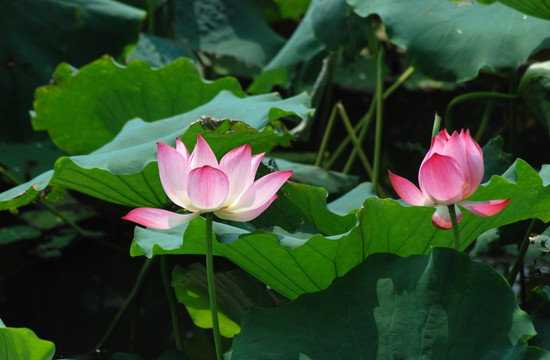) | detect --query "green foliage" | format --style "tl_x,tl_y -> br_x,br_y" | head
346,0 -> 550,82
127,34 -> 198,68
0,322 -> 56,360
498,0 -> 550,20
266,0 -> 370,69
0,140 -> 66,182
1,91 -> 312,209
0,170 -> 53,211
247,67 -> 288,95
0,0 -> 145,141
519,61 -> 550,137
482,136 -> 513,182
172,264 -> 273,338
228,248 -> 546,359
130,159 -> 549,299
32,57 -> 245,154
176,0 -> 285,66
